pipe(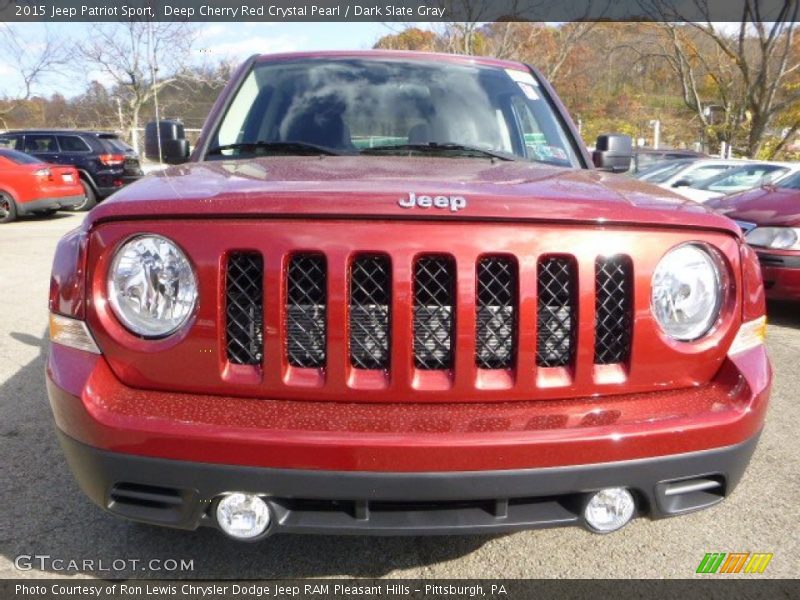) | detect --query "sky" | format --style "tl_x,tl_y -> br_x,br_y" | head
0,22 -> 415,98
